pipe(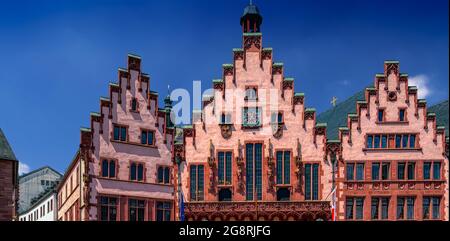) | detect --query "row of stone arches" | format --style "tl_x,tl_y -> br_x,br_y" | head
185,211 -> 330,221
